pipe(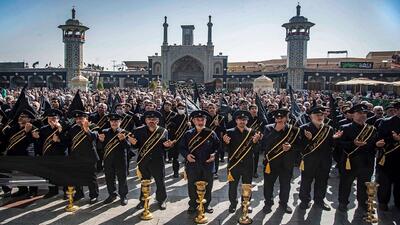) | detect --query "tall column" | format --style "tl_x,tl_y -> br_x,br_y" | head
163,16 -> 168,46
207,15 -> 213,46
